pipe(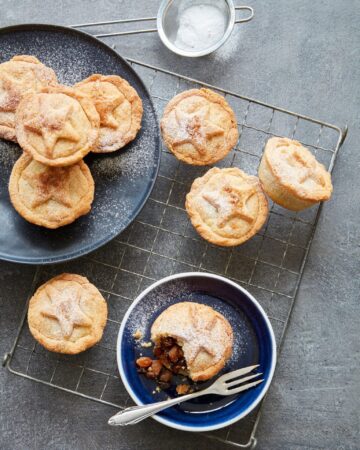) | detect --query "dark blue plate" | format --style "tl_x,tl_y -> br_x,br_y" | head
117,273 -> 276,431
0,24 -> 160,264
